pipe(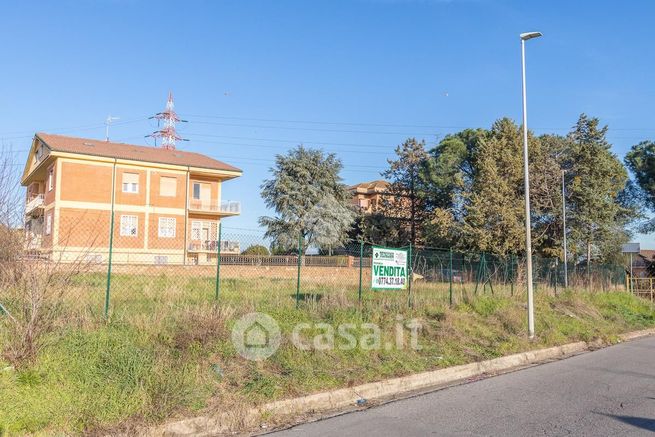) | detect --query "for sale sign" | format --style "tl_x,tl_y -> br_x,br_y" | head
371,246 -> 408,290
